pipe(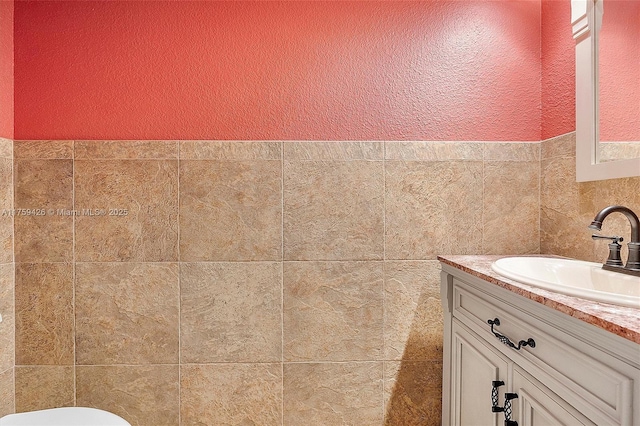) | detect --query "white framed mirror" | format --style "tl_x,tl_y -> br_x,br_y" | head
572,0 -> 640,182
